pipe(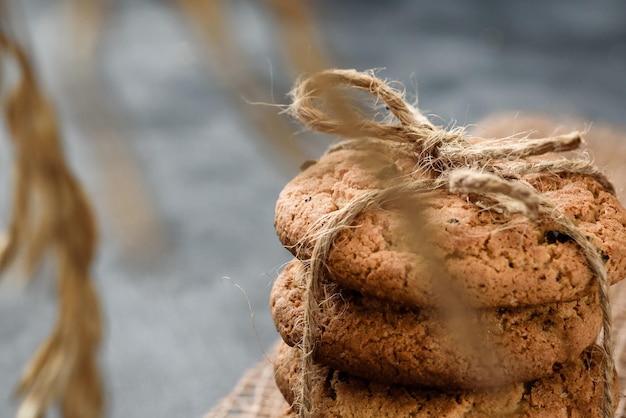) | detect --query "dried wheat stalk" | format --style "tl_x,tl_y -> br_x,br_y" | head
0,28 -> 103,418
